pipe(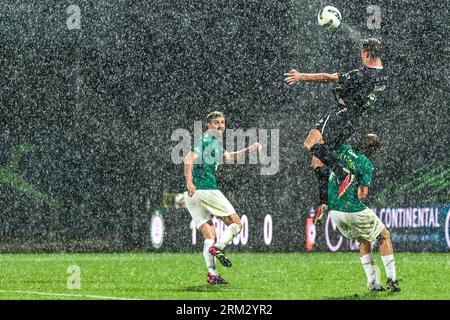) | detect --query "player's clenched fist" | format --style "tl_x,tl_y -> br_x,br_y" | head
248,142 -> 262,152
187,182 -> 196,197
